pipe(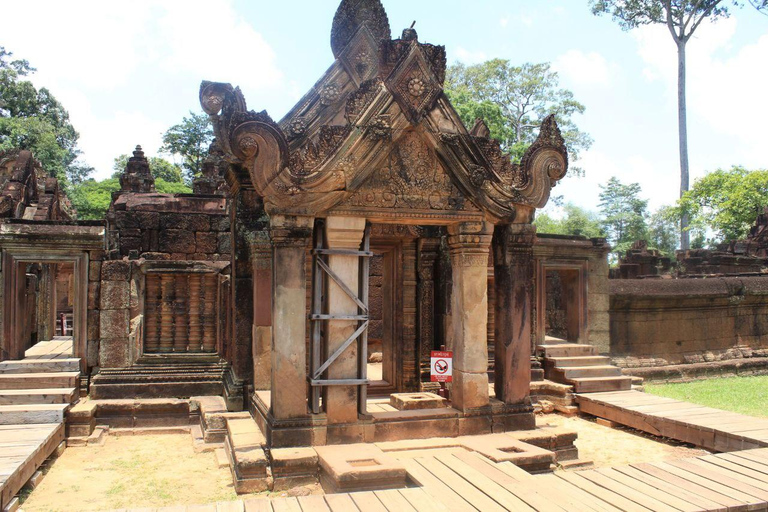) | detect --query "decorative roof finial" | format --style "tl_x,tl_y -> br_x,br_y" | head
119,144 -> 155,193
331,0 -> 391,58
402,20 -> 418,41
